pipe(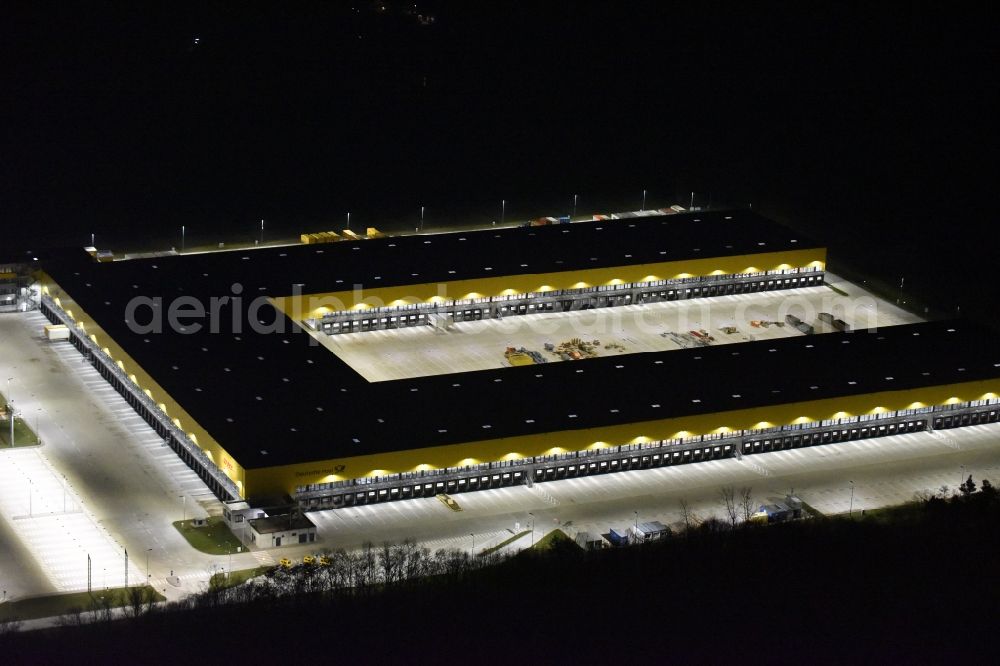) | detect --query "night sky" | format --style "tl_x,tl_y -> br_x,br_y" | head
1,2 -> 995,317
